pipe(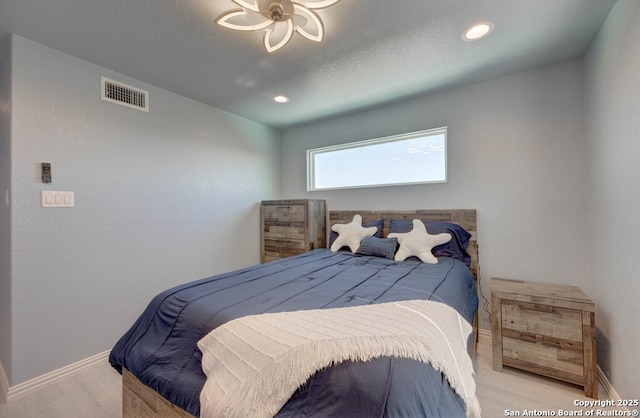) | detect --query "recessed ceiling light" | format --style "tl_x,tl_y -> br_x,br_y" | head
273,95 -> 289,103
462,21 -> 495,41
